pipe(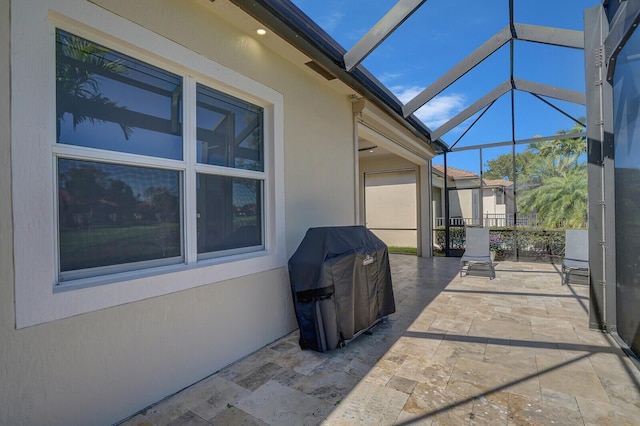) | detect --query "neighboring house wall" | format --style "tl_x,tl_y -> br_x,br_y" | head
505,186 -> 516,215
1,1 -> 357,424
483,188 -> 498,214
431,173 -> 445,226
432,186 -> 442,227
458,189 -> 480,220
448,189 -> 463,218
362,164 -> 417,248
450,188 -> 477,221
432,169 -> 512,226
483,188 -> 507,226
451,180 -> 480,224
